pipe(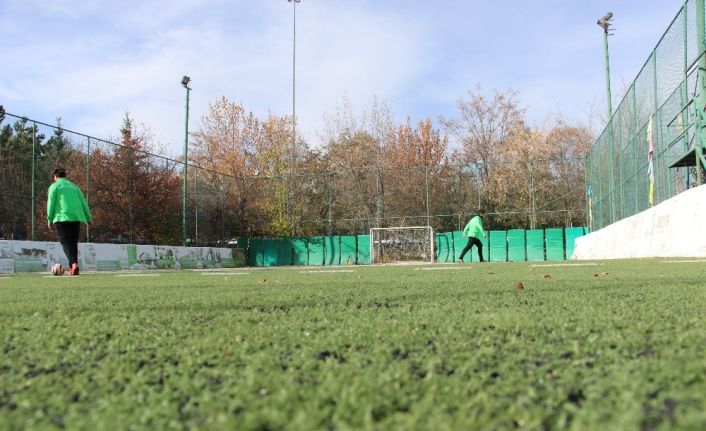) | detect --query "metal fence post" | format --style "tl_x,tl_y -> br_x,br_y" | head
194,170 -> 198,245
424,165 -> 430,226
529,159 -> 536,230
327,171 -> 333,236
696,0 -> 706,186
86,137 -> 90,243
31,121 -> 36,241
